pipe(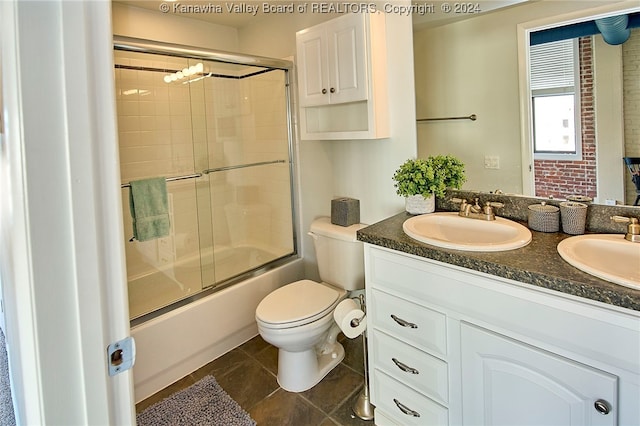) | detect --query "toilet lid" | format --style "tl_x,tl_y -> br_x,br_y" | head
256,280 -> 341,327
